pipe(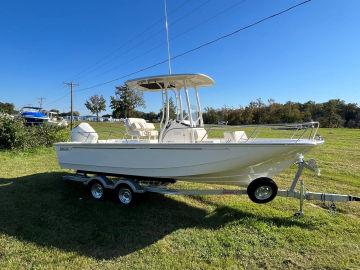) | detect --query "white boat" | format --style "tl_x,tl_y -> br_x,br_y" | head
55,74 -> 324,188
47,111 -> 68,127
